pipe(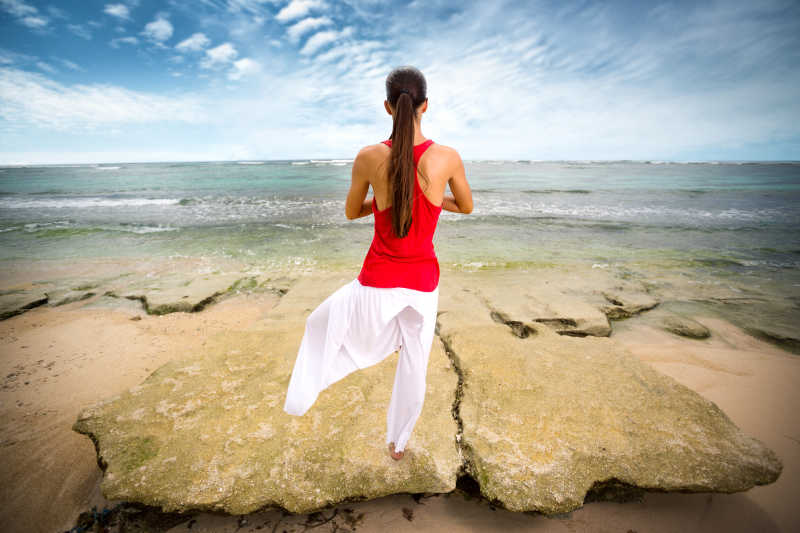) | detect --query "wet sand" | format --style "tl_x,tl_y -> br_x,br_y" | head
0,258 -> 797,533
